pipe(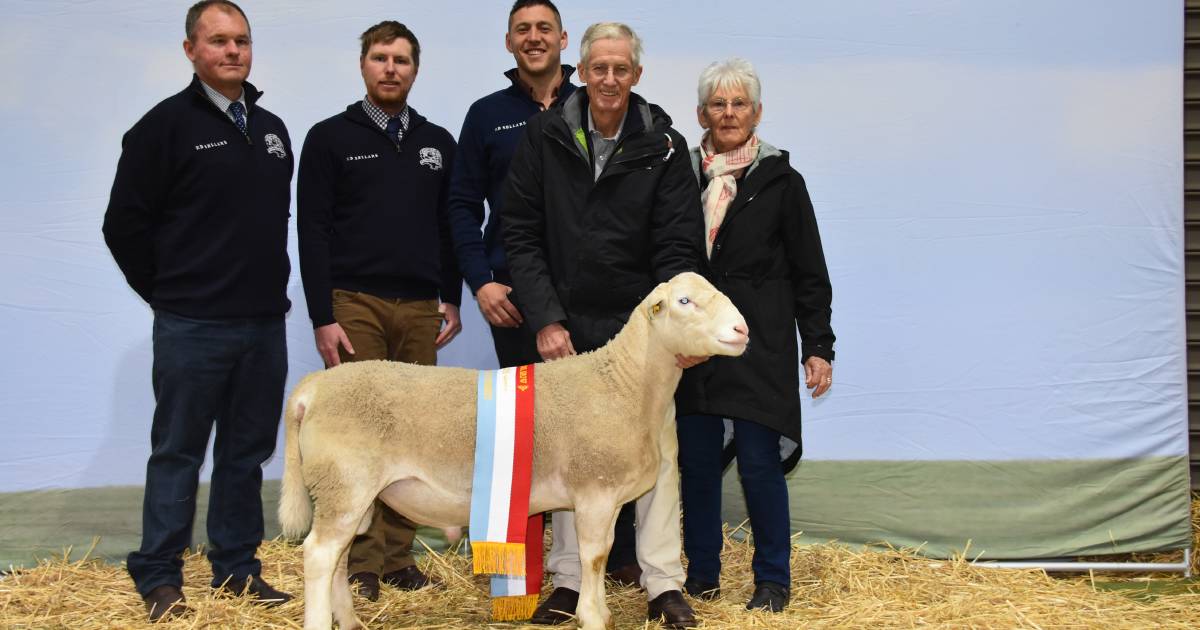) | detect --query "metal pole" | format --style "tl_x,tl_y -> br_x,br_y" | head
972,548 -> 1191,575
